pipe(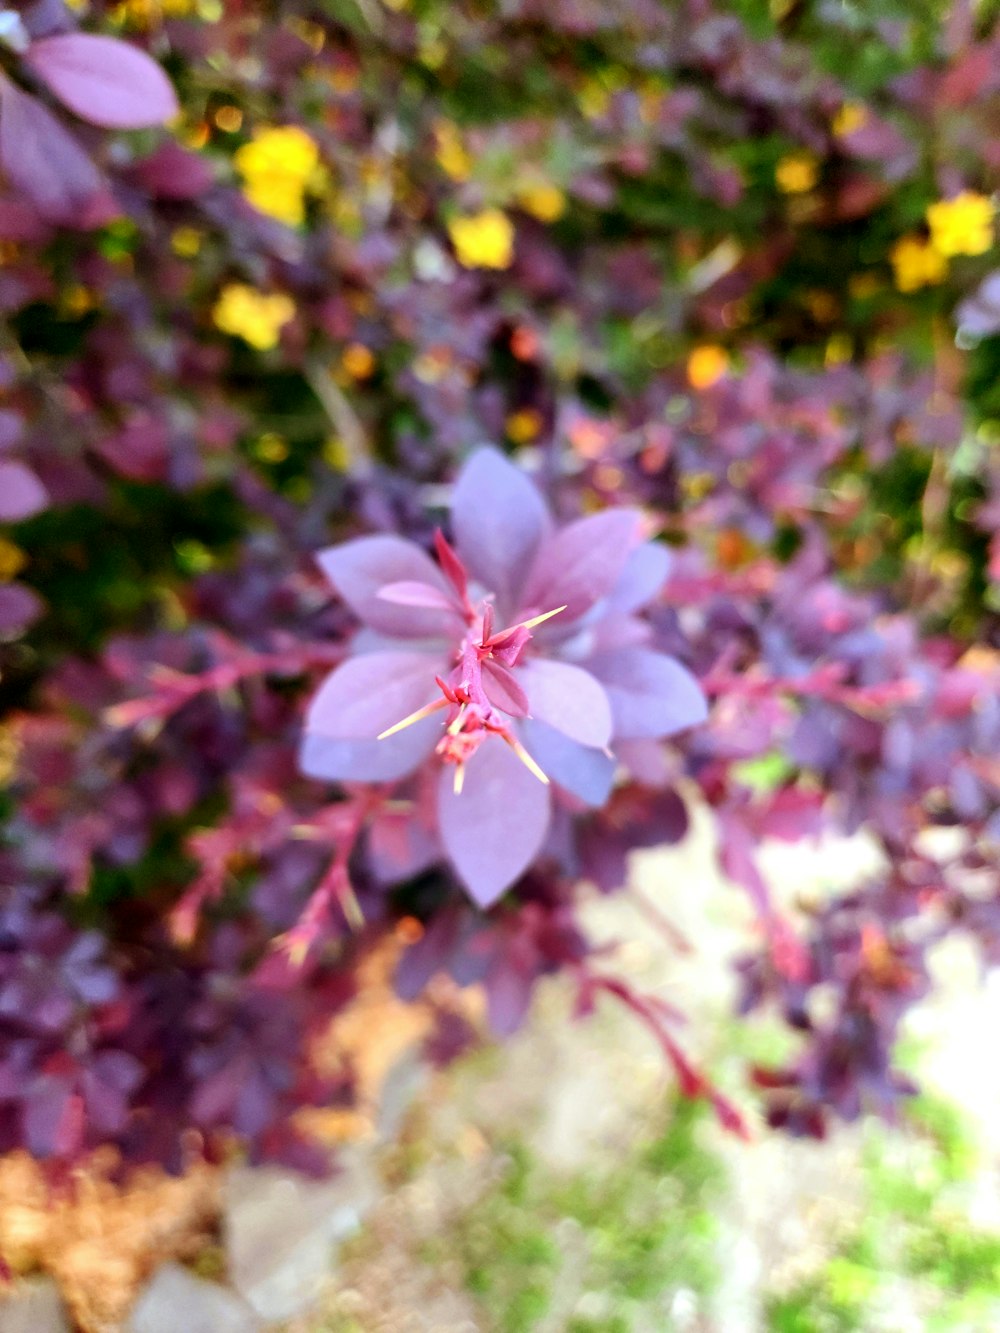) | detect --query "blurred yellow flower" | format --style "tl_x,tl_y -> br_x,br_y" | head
832,102 -> 868,137
518,181 -> 566,223
212,284 -> 295,350
505,407 -> 543,443
434,123 -> 472,181
0,537 -> 26,582
889,235 -> 948,293
926,191 -> 996,258
687,345 -> 729,389
171,226 -> 203,258
341,343 -> 376,379
447,209 -> 515,269
234,126 -> 320,228
775,154 -> 818,195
